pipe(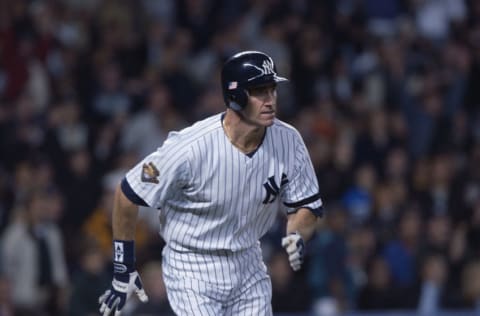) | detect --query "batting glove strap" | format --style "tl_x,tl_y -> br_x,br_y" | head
281,231 -> 305,271
112,277 -> 129,293
113,240 -> 135,275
